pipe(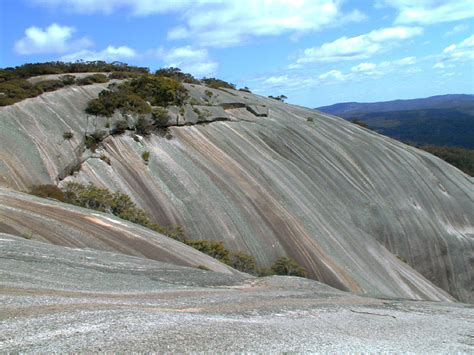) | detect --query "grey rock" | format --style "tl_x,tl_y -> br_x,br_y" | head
0,80 -> 472,303
0,235 -> 472,352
